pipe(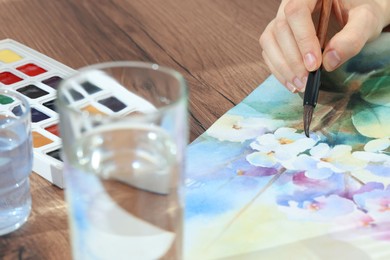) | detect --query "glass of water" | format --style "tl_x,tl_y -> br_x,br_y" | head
0,89 -> 33,236
57,61 -> 188,259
